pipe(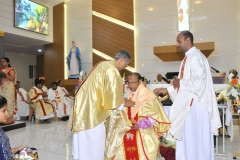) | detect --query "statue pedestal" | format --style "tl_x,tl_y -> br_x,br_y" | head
0,121 -> 26,132
68,75 -> 79,79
